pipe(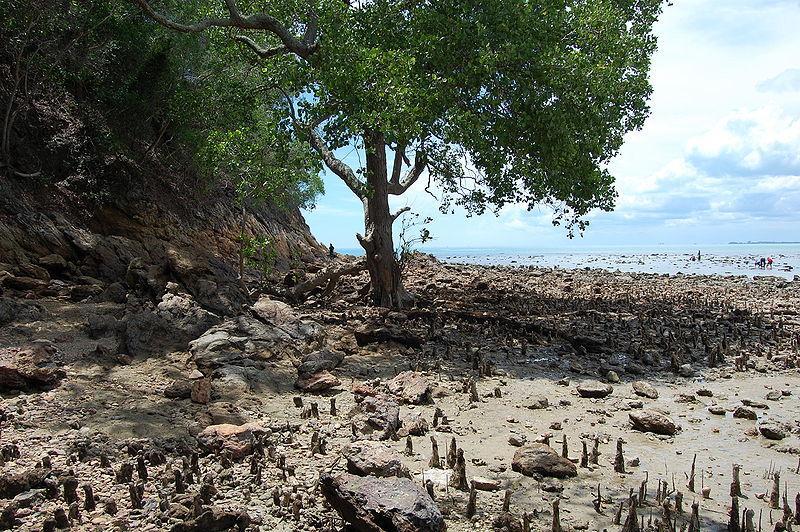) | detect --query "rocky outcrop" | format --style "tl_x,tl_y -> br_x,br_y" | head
320,473 -> 445,532
0,342 -> 65,392
387,371 -> 431,405
196,422 -> 268,460
344,441 -> 411,479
